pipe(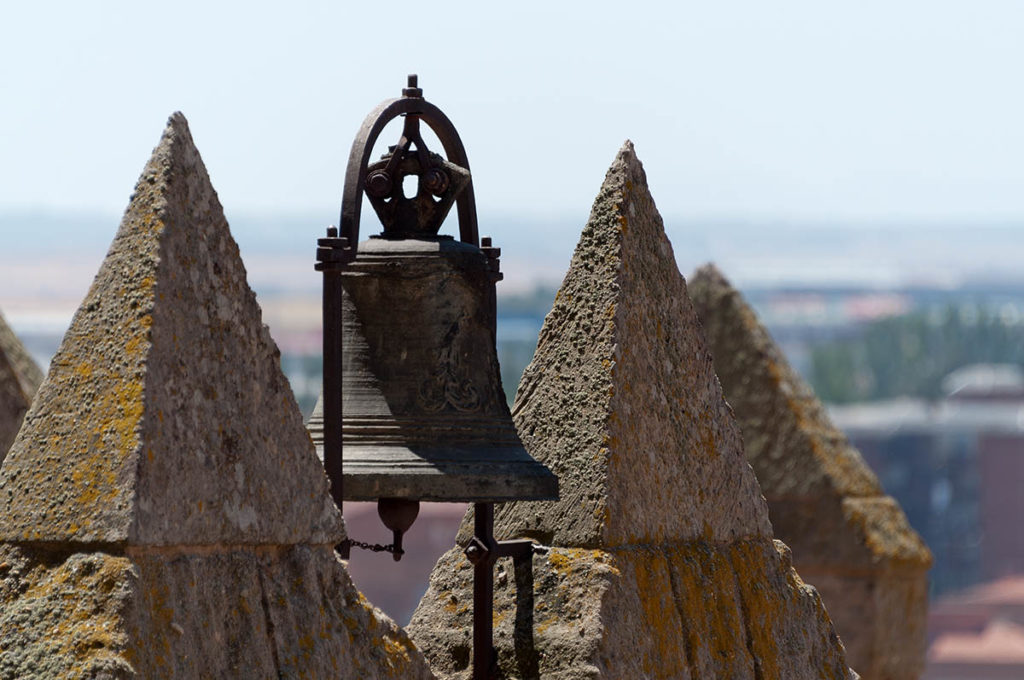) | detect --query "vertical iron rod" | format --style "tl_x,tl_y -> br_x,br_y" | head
473,502 -> 495,680
323,267 -> 343,506
320,234 -> 347,556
